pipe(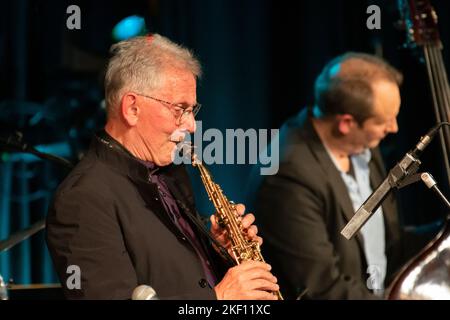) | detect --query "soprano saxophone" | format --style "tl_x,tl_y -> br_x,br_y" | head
190,150 -> 283,300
